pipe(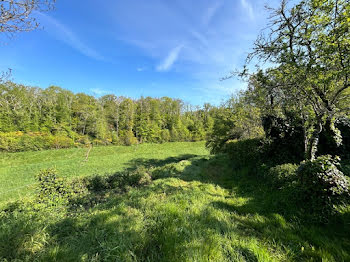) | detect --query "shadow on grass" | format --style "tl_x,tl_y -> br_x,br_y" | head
124,154 -> 199,170
1,154 -> 349,261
